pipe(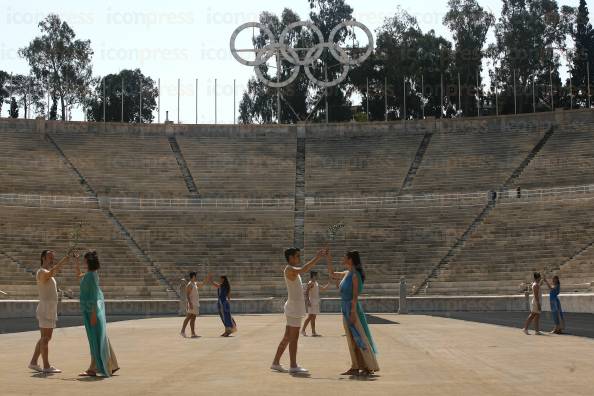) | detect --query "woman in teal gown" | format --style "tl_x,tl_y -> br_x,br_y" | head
75,251 -> 119,377
327,249 -> 379,376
